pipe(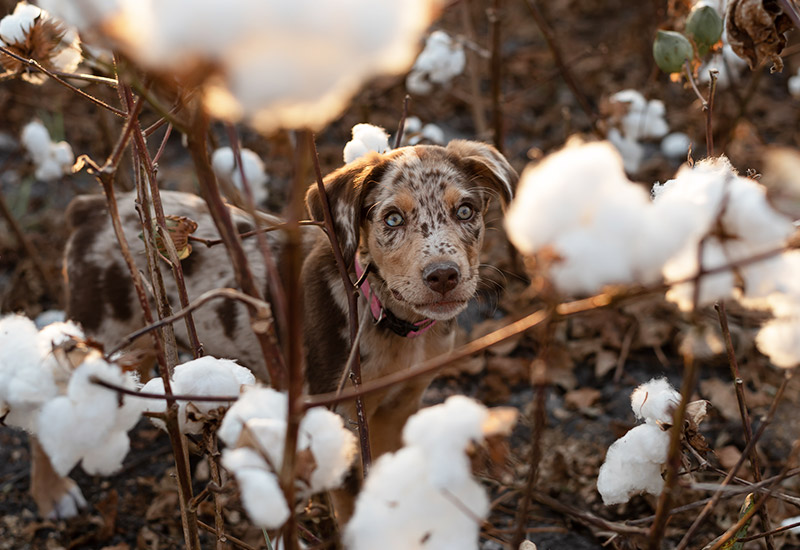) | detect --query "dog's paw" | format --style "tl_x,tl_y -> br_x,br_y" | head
45,480 -> 87,520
